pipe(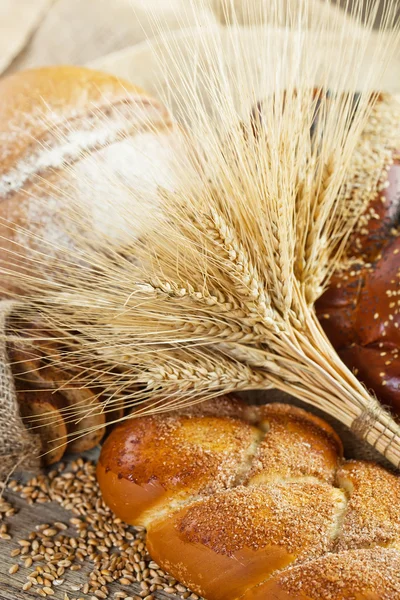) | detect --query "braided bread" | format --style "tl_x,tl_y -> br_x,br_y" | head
97,399 -> 400,600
